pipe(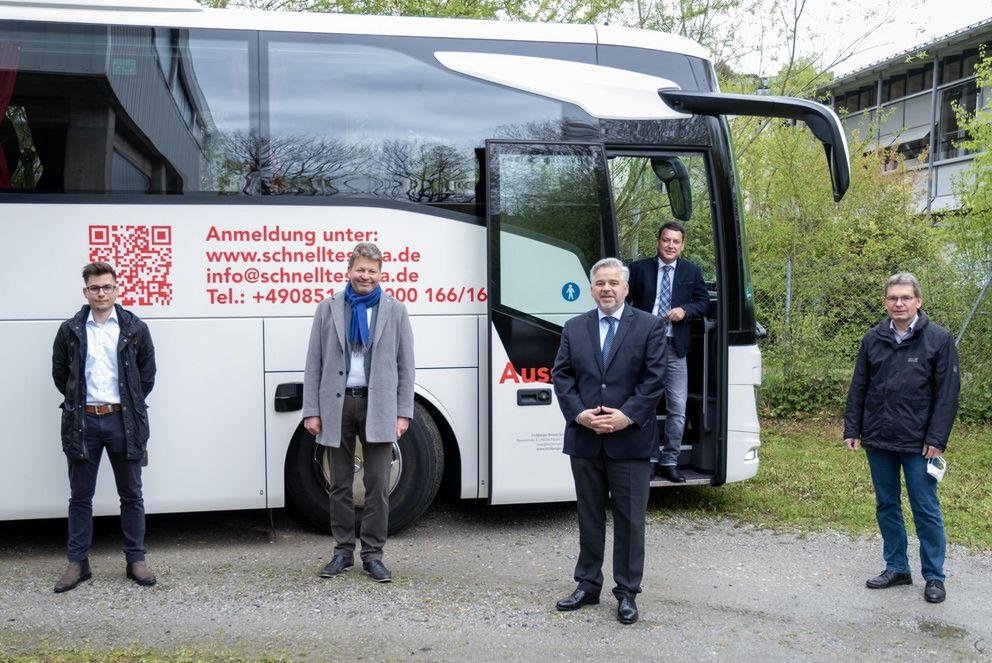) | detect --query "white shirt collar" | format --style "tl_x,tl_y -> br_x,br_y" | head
657,256 -> 678,270
598,303 -> 625,322
890,314 -> 918,336
86,307 -> 119,326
